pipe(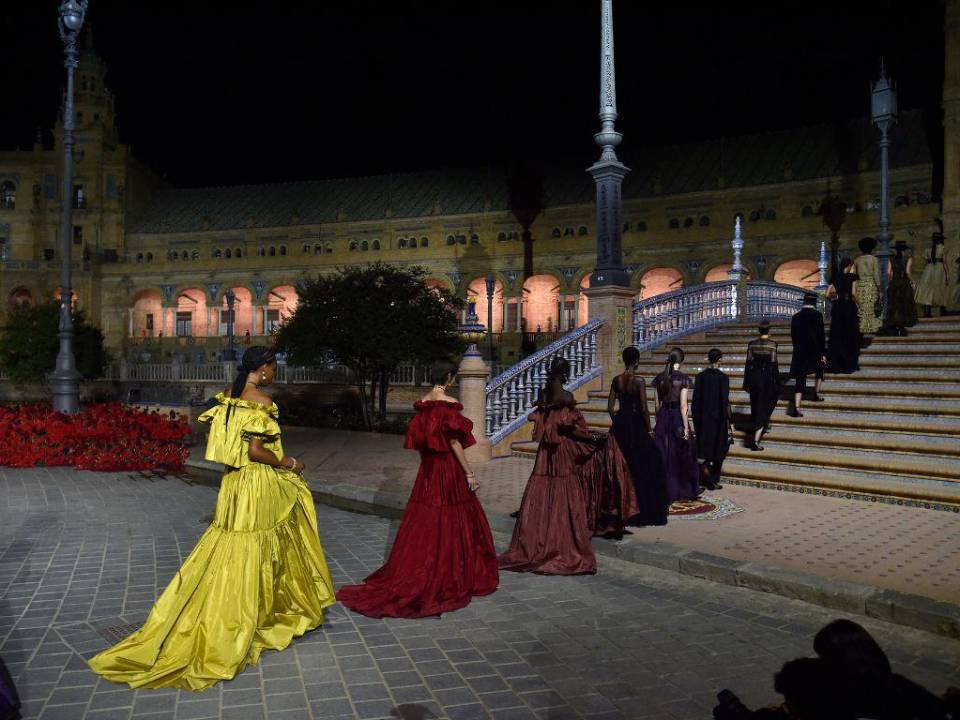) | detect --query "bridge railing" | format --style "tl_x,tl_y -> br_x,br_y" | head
632,280 -> 808,352
484,318 -> 602,446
